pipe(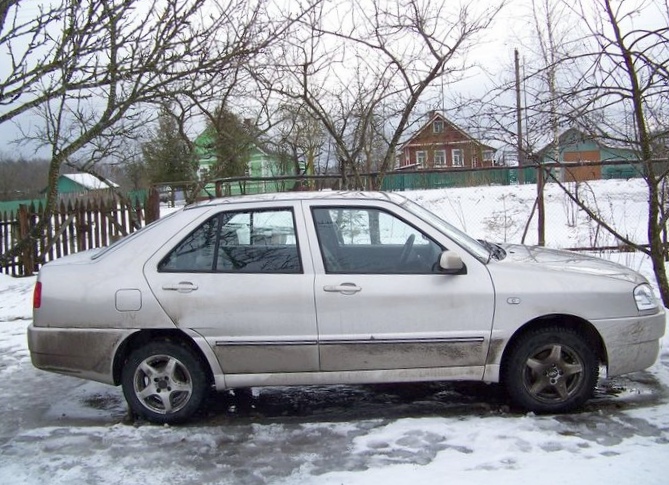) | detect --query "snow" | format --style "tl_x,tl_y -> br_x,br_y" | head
1,178 -> 668,484
62,173 -> 119,190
